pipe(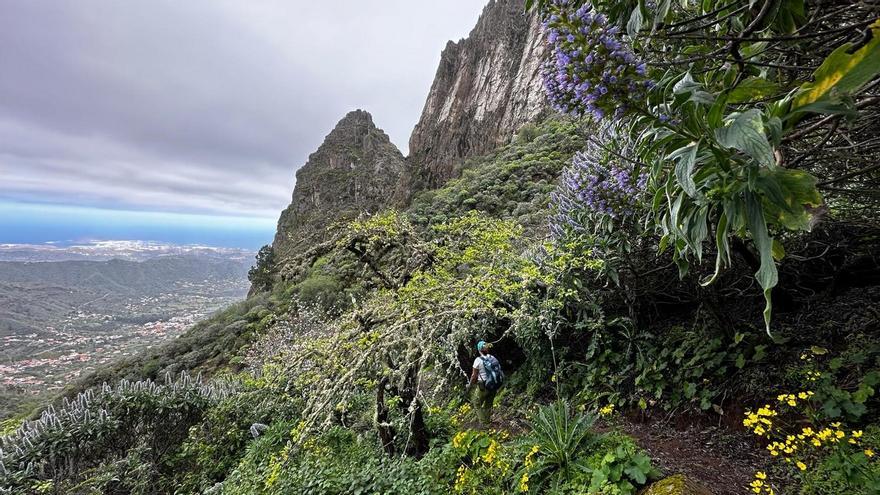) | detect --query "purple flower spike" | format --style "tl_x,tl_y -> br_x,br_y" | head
541,1 -> 652,122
